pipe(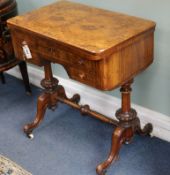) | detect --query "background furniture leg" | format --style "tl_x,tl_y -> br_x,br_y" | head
0,72 -> 5,84
18,61 -> 32,95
